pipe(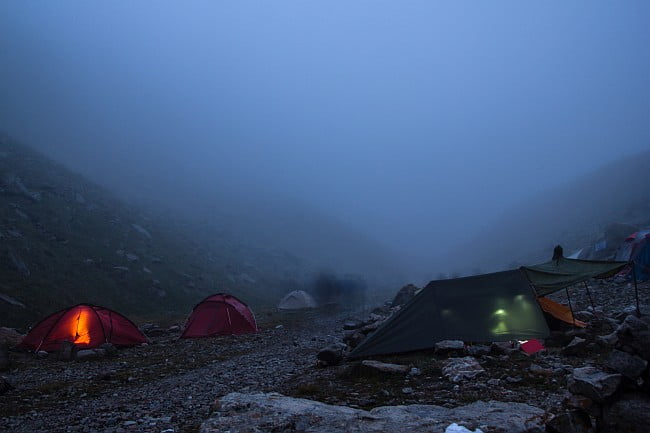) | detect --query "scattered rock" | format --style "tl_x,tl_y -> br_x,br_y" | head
131,224 -> 152,239
600,392 -> 650,433
360,360 -> 409,374
57,341 -> 76,361
442,357 -> 485,382
546,410 -> 593,433
605,349 -> 647,381
0,376 -> 13,394
0,346 -> 10,371
316,343 -> 346,366
0,326 -> 25,346
391,284 -> 419,307
529,364 -> 554,376
467,345 -> 491,356
568,366 -> 622,403
343,320 -> 362,330
342,330 -> 365,348
562,337 -> 588,356
76,349 -> 107,361
435,340 -> 465,355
